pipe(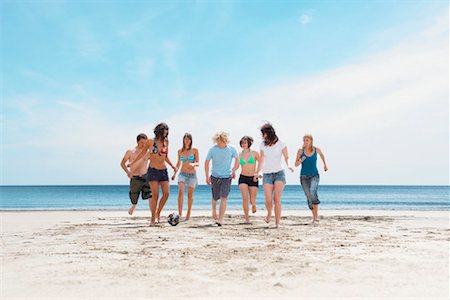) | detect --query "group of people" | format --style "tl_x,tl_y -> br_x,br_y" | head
120,122 -> 328,227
